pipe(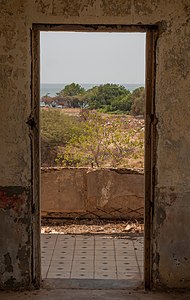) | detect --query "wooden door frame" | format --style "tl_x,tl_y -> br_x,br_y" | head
31,24 -> 158,289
